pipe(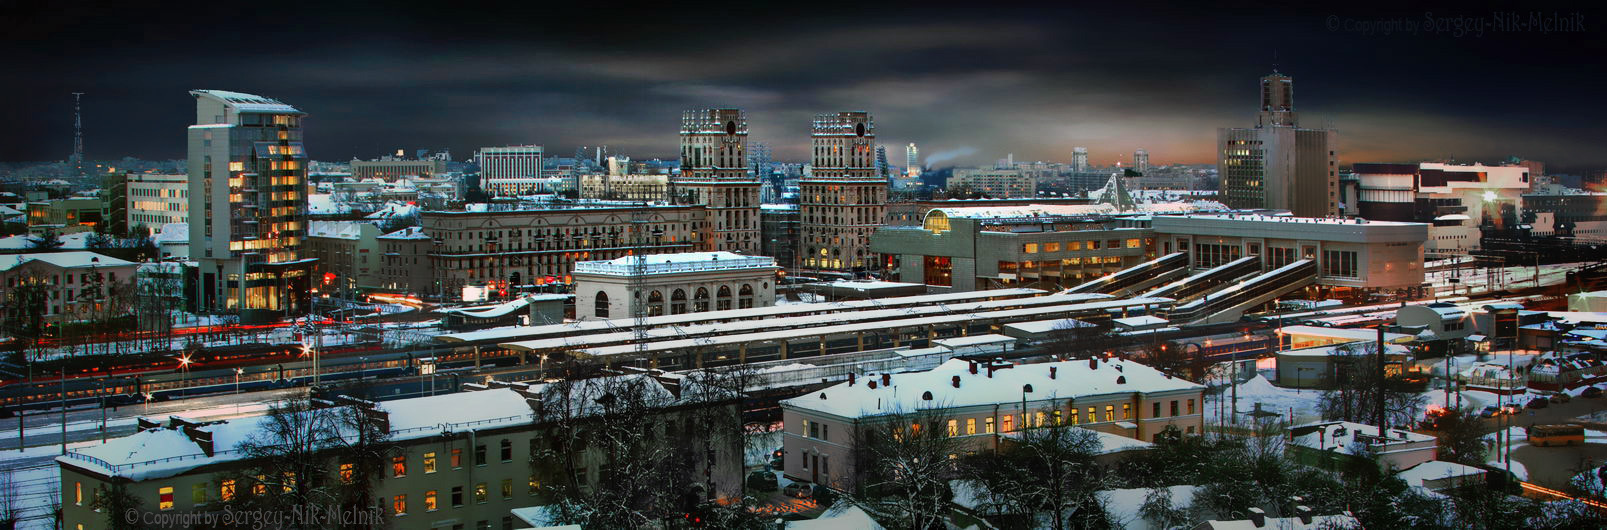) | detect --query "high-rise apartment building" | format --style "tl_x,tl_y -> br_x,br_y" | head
801,111 -> 884,272
1217,72 -> 1338,218
476,145 -> 545,196
1072,147 -> 1090,172
186,90 -> 314,321
1133,148 -> 1150,172
906,143 -> 921,177
674,109 -> 760,254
